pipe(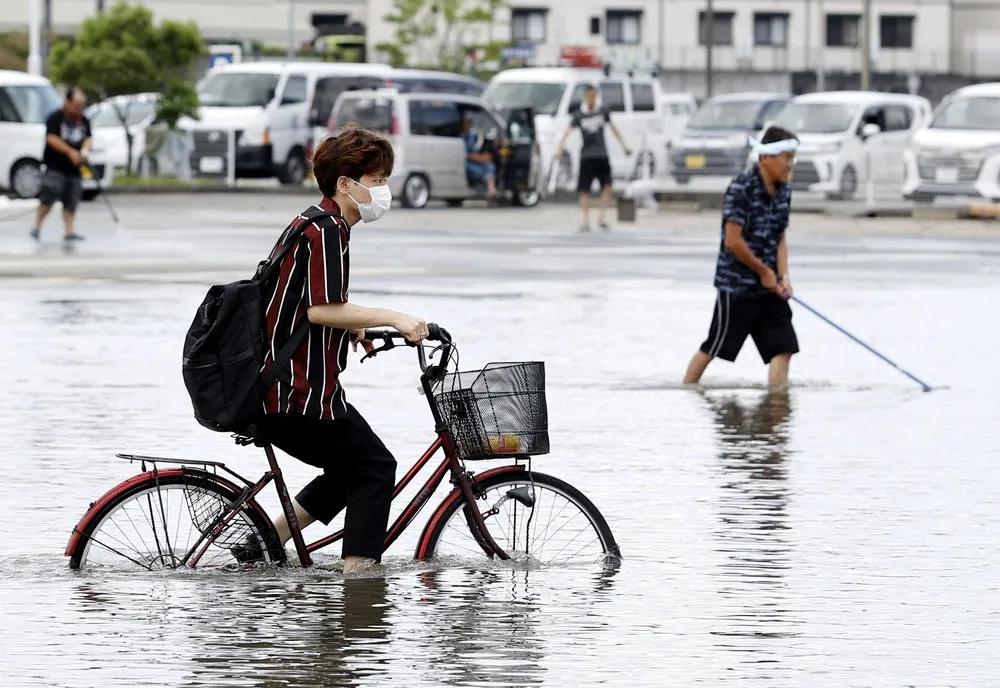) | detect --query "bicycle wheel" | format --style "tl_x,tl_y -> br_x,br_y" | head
420,471 -> 620,566
68,472 -> 286,570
